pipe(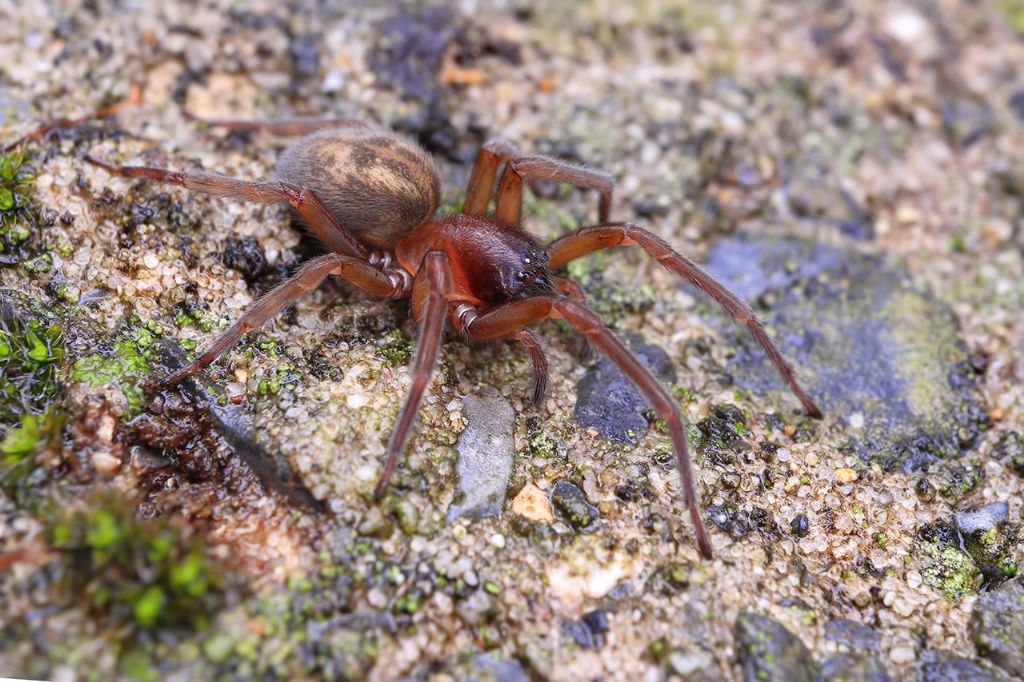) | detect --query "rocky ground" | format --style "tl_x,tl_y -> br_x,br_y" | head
1,1 -> 1023,680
